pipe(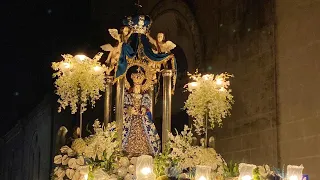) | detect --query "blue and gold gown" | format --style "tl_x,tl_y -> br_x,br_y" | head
122,90 -> 161,156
